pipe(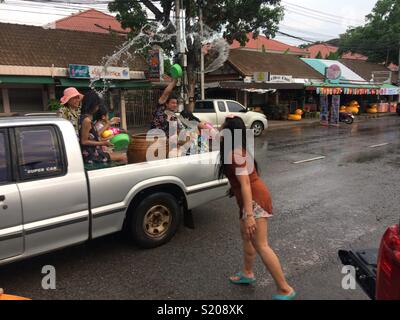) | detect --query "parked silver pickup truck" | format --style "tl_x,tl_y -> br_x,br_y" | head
193,100 -> 268,137
0,116 -> 228,265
